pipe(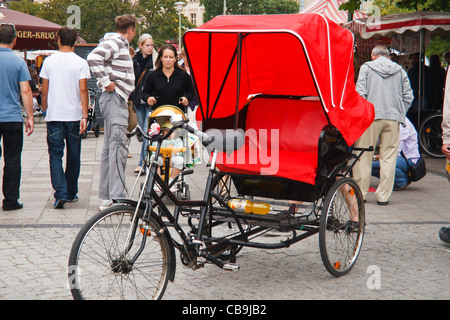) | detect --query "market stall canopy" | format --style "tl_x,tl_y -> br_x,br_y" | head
343,11 -> 450,53
301,0 -> 367,25
183,13 -> 374,146
0,7 -> 84,50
